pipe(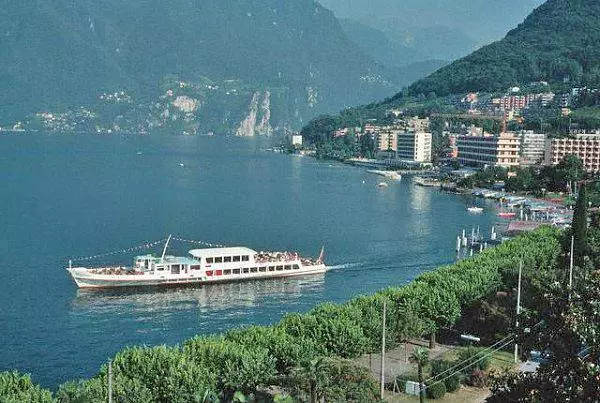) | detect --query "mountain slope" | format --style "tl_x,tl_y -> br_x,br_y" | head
0,0 -> 399,132
406,0 -> 600,97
